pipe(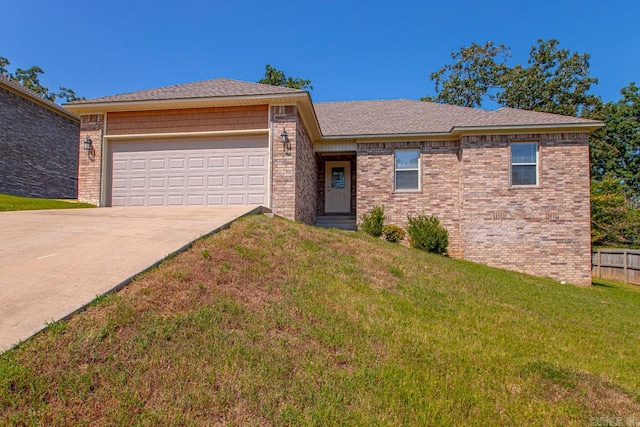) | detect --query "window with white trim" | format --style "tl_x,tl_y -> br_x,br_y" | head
510,143 -> 538,186
395,149 -> 420,190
